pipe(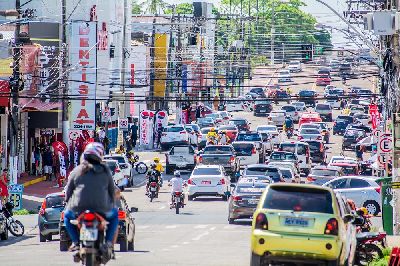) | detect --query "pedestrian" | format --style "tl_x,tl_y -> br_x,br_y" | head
34,147 -> 42,175
31,149 -> 36,176
125,135 -> 132,152
156,126 -> 163,148
0,169 -> 8,205
43,147 -> 54,181
103,136 -> 110,155
131,121 -> 138,148
196,104 -> 202,119
356,145 -> 364,161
